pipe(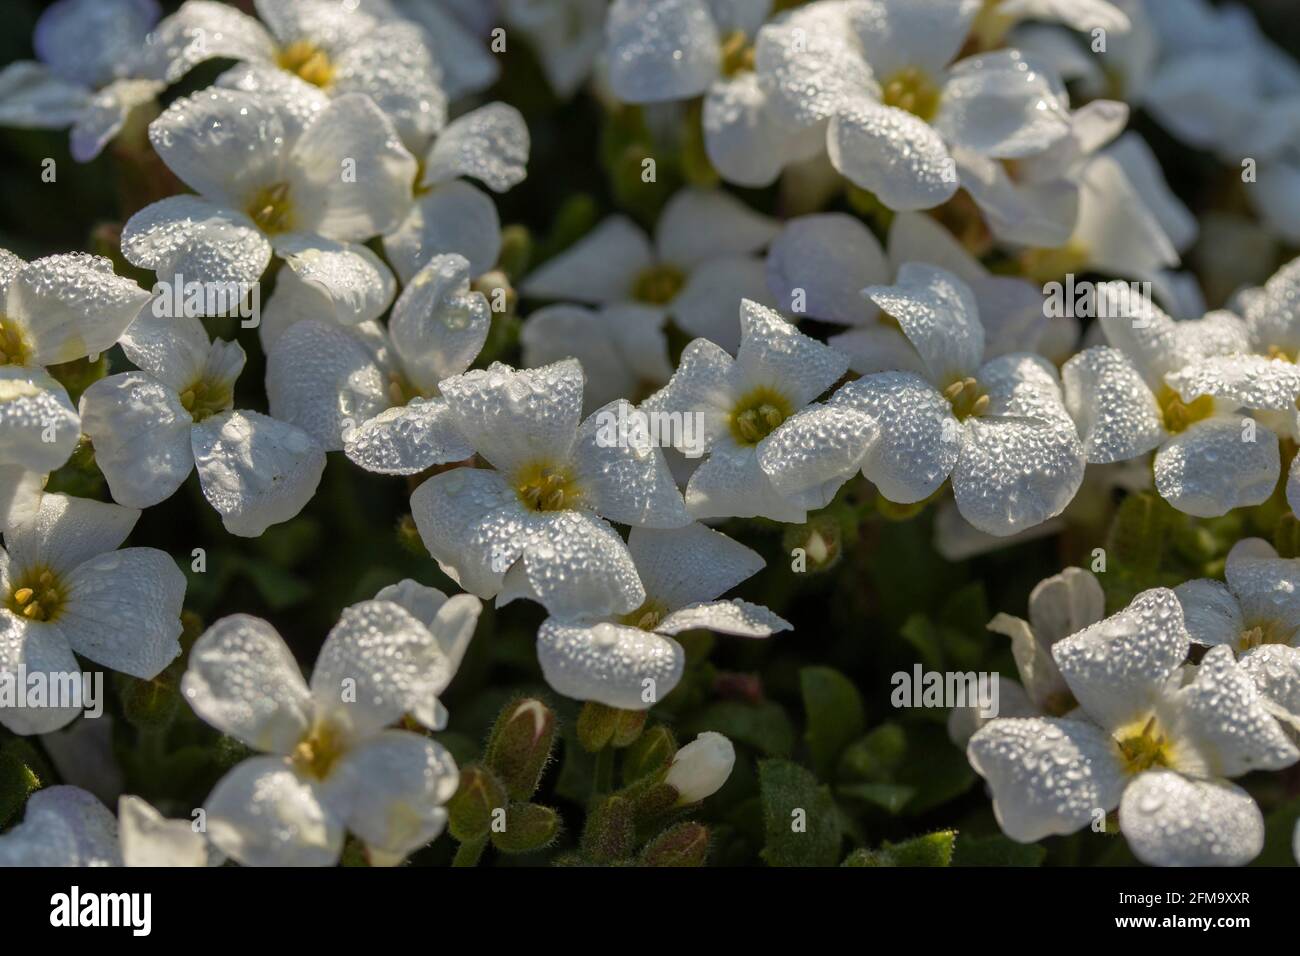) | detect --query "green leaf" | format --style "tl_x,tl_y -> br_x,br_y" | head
844,830 -> 956,867
758,759 -> 841,867
952,833 -> 1046,867
800,666 -> 866,778
900,615 -> 945,672
687,700 -> 794,758
892,723 -> 976,814
1251,795 -> 1300,866
835,782 -> 916,815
